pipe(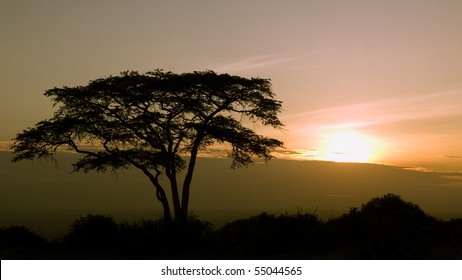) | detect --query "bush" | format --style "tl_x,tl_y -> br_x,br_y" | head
326,194 -> 439,259
216,212 -> 321,258
3,193 -> 462,259
62,215 -> 120,255
0,226 -> 49,259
